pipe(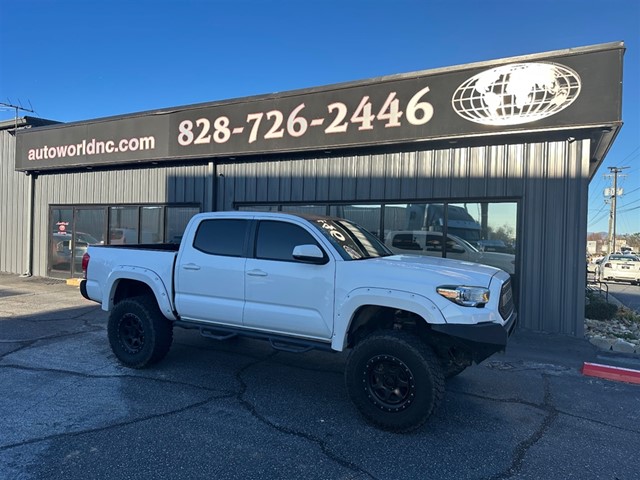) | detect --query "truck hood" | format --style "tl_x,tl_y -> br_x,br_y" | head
345,254 -> 501,289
